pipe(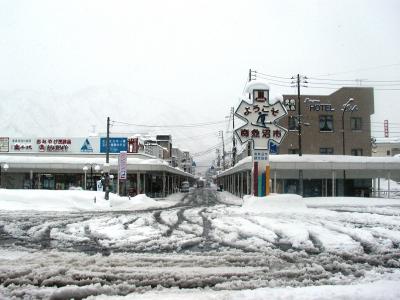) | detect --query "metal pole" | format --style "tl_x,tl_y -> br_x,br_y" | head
342,107 -> 347,196
105,117 -> 110,200
91,165 -> 93,190
221,131 -> 226,170
297,74 -> 303,197
232,107 -> 236,166
84,170 -> 87,190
